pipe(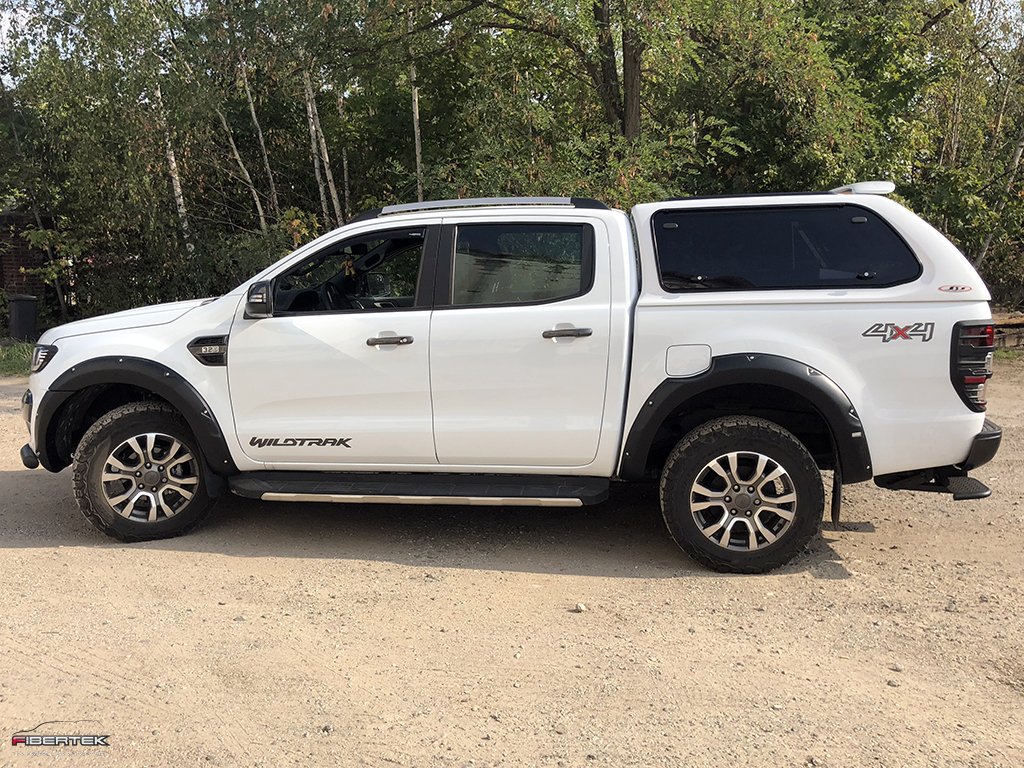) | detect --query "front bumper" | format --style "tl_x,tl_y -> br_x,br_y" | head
20,443 -> 40,469
19,389 -> 39,469
21,389 -> 32,430
874,419 -> 1002,500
